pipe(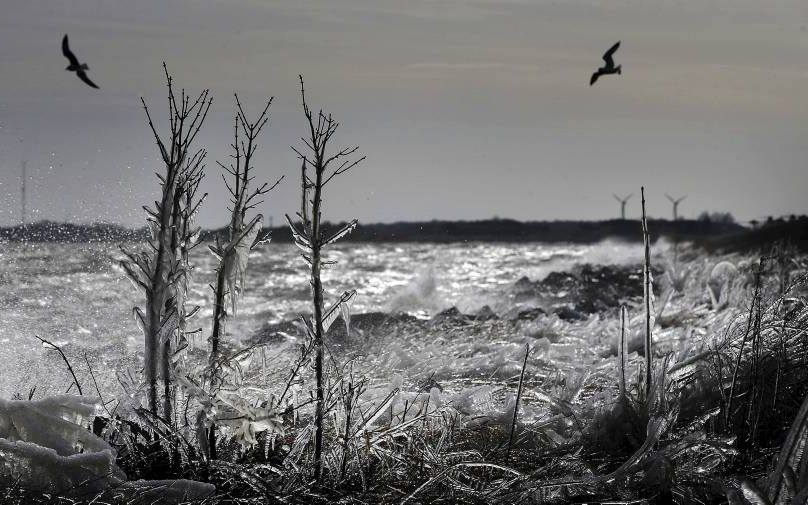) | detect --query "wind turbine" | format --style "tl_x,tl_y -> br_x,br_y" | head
613,193 -> 633,220
665,194 -> 686,221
